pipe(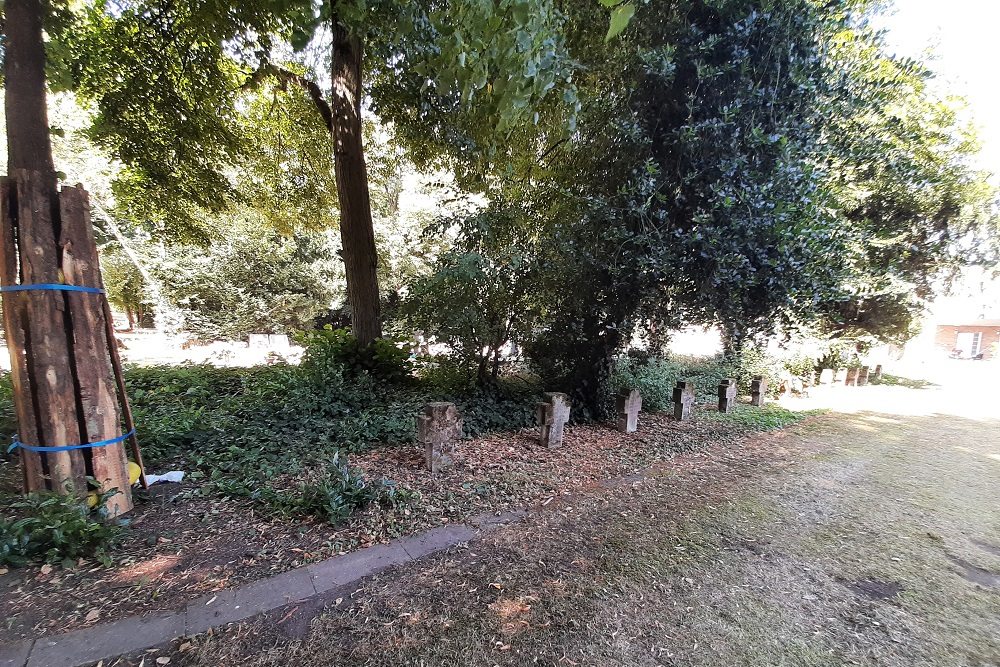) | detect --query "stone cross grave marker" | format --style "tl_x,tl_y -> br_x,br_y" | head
751,375 -> 767,407
536,392 -> 571,448
616,389 -> 642,433
417,402 -> 463,473
818,368 -> 834,386
673,381 -> 696,421
845,367 -> 859,386
858,366 -> 870,386
718,378 -> 737,413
